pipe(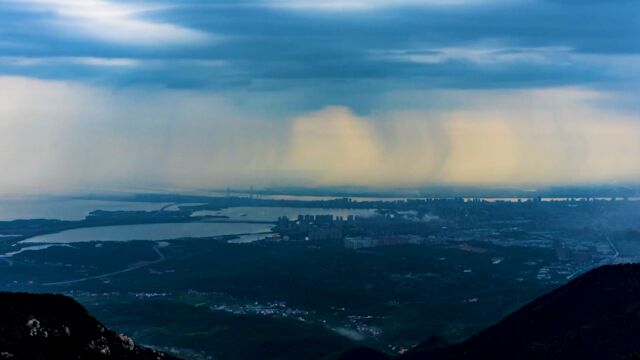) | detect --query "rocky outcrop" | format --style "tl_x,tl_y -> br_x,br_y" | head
0,292 -> 180,360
